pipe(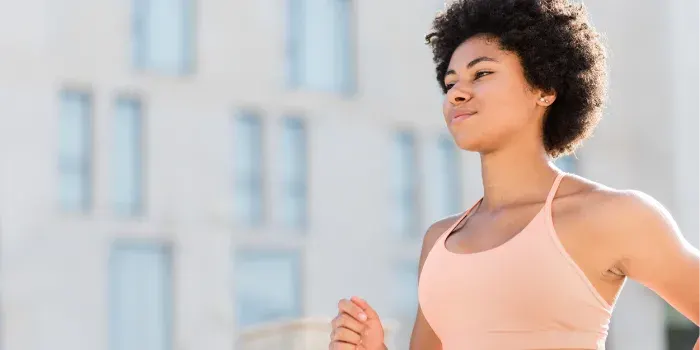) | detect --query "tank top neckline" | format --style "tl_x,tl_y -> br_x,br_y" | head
440,172 -> 566,258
